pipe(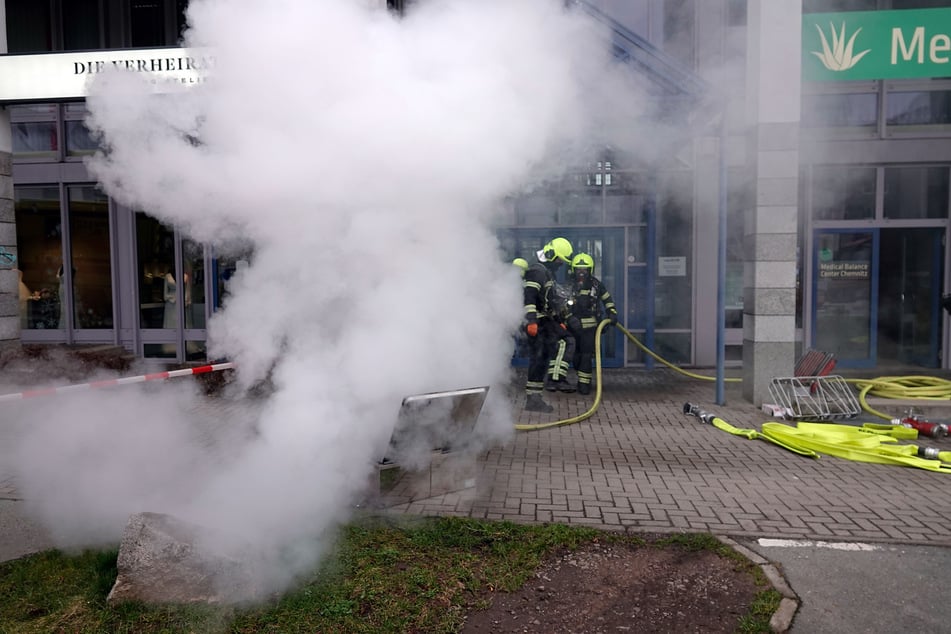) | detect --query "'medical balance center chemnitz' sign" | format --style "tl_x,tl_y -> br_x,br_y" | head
803,7 -> 951,81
